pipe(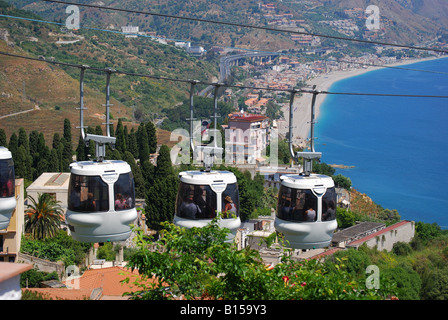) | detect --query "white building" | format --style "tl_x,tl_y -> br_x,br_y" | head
225,112 -> 269,164
121,25 -> 139,38
26,173 -> 70,212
